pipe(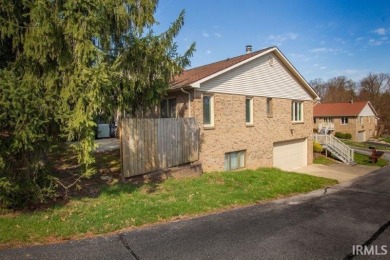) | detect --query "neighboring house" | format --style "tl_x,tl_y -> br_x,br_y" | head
161,46 -> 319,172
313,101 -> 378,142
